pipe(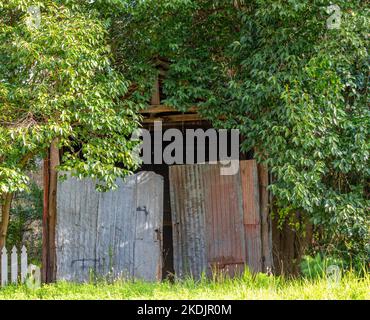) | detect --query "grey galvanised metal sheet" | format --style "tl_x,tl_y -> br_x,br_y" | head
56,172 -> 163,282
